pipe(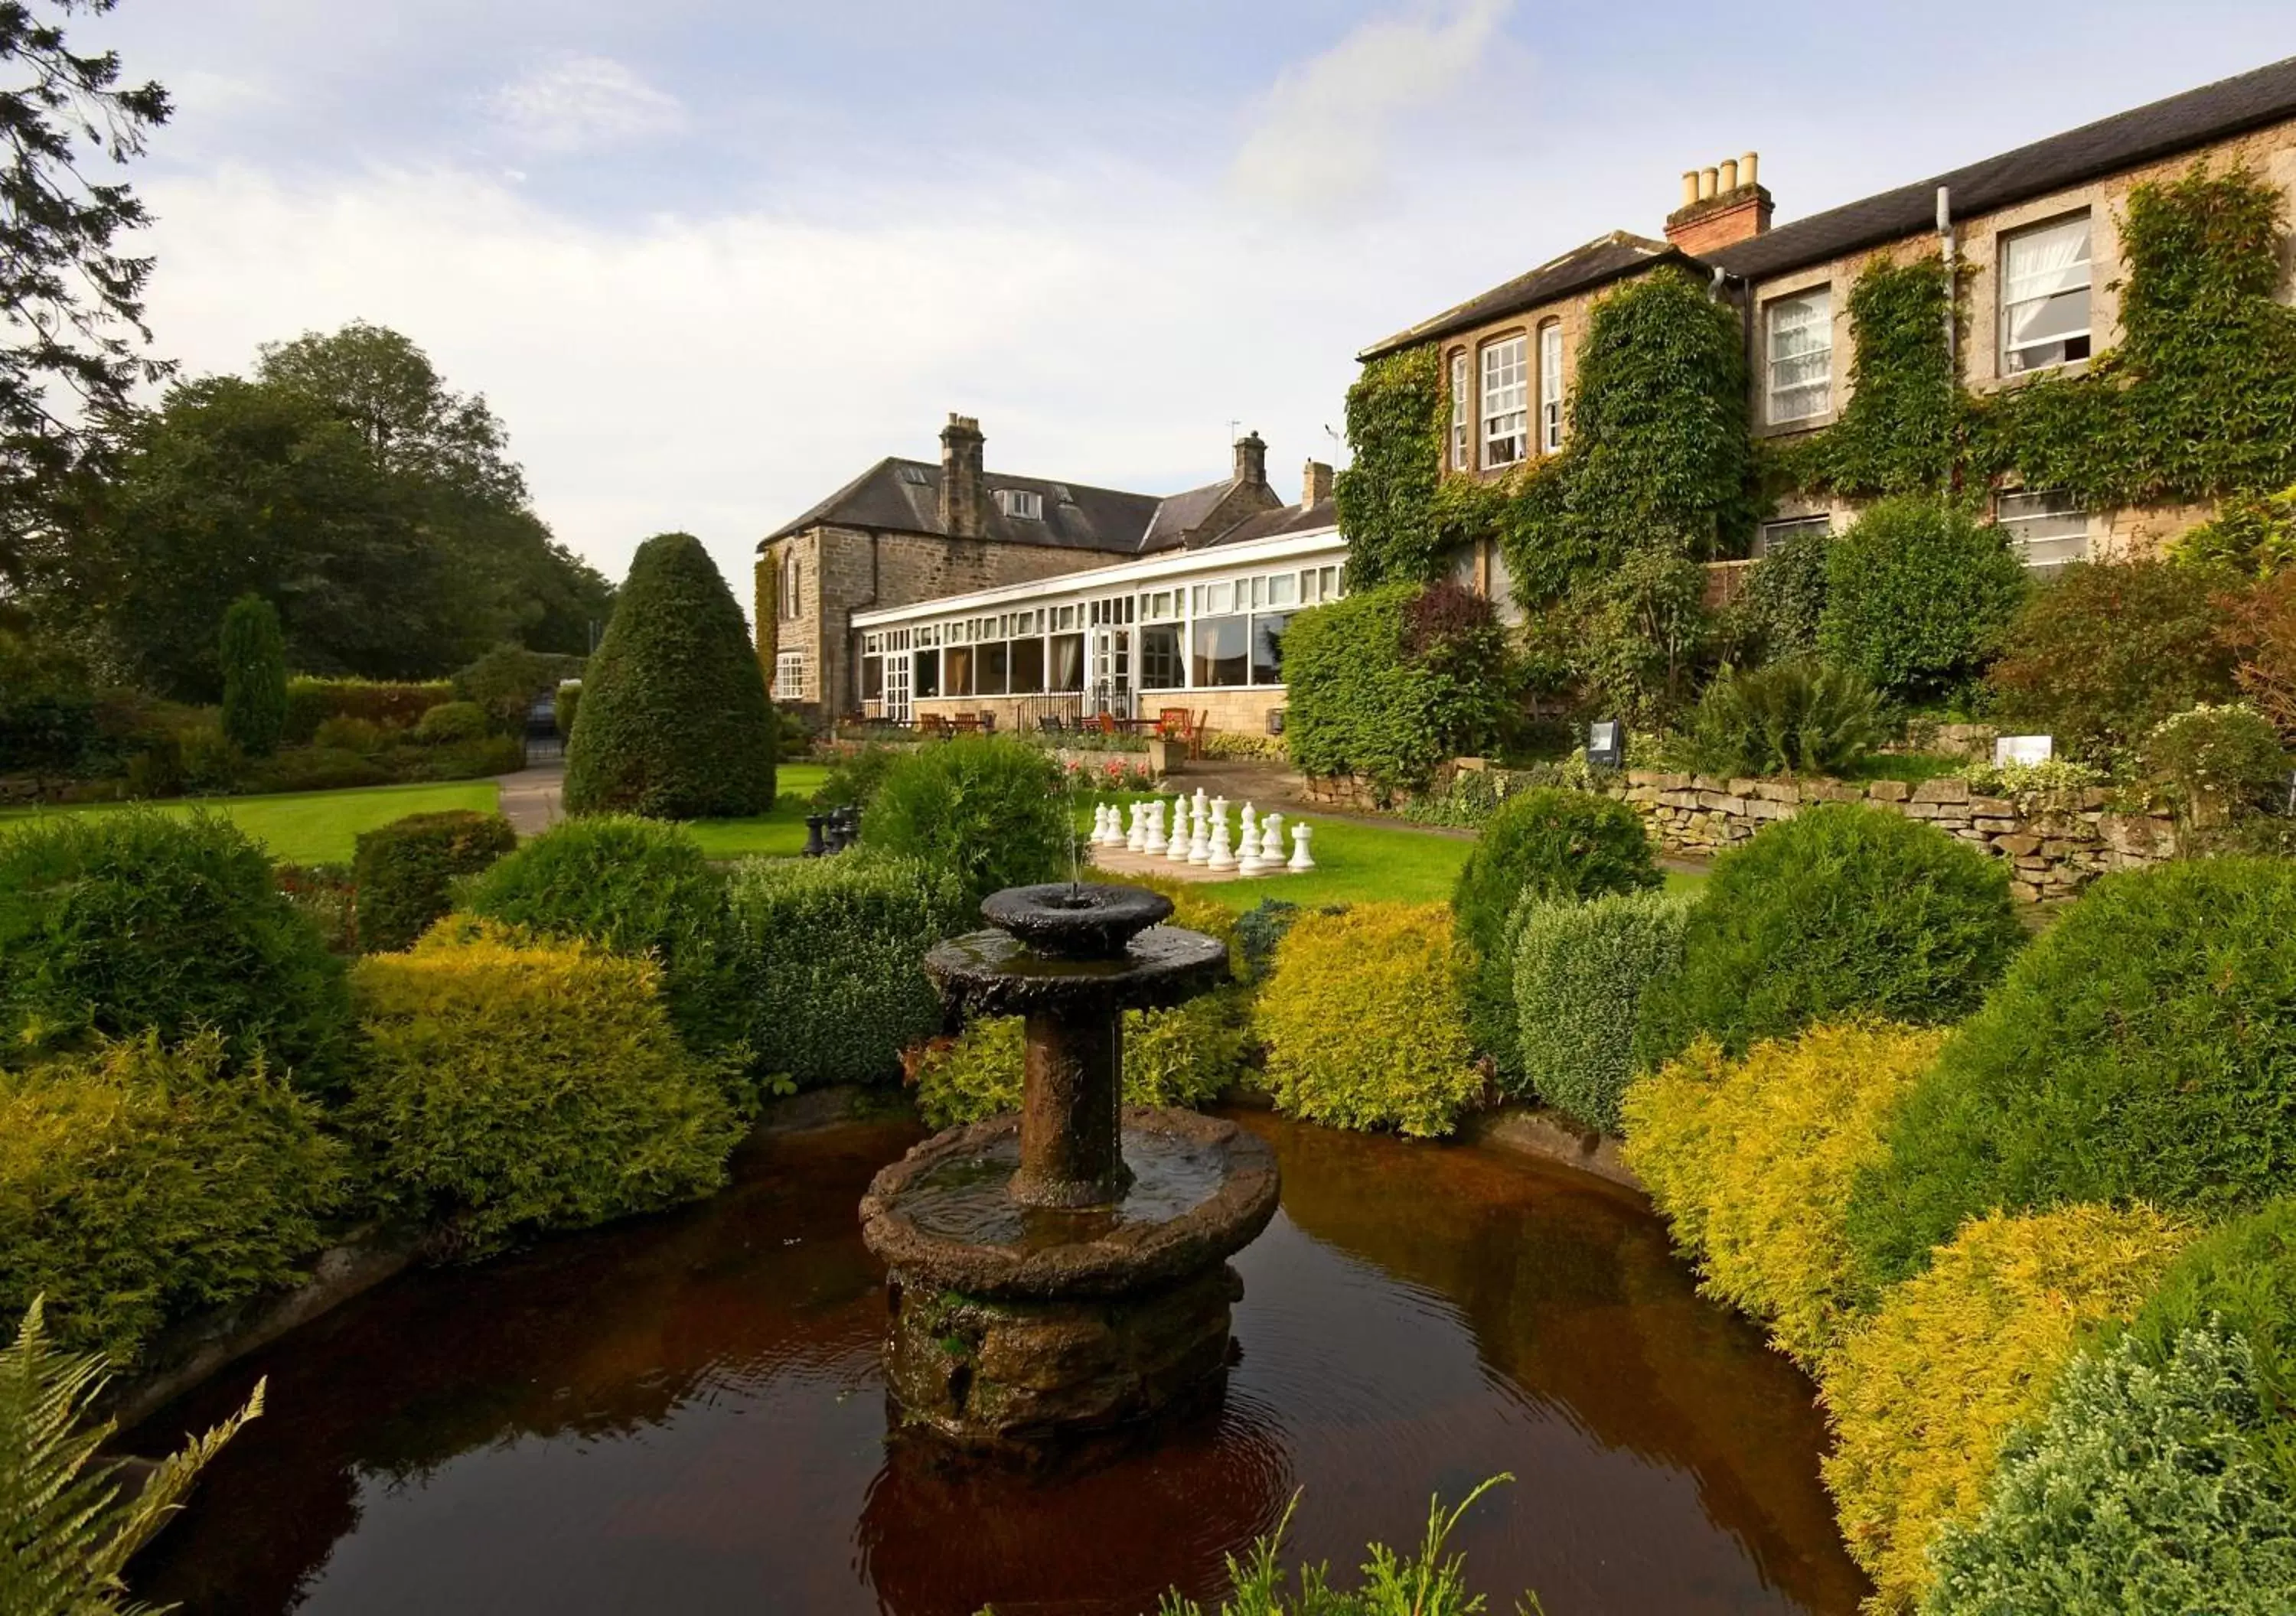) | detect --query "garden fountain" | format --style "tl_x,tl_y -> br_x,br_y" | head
859,882 -> 1279,1448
